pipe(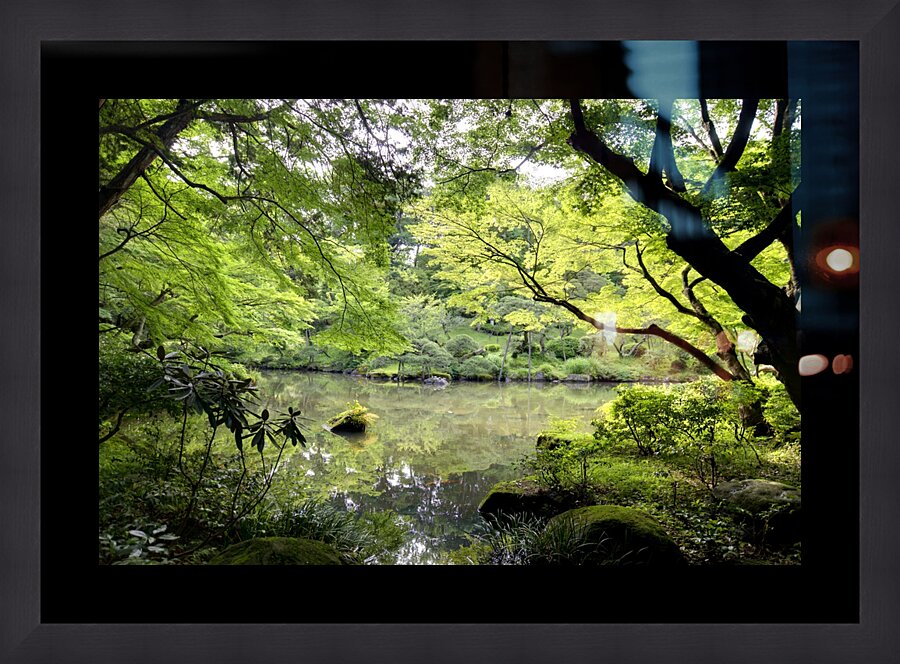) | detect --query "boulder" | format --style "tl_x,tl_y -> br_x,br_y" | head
327,401 -> 377,433
565,374 -> 592,382
423,376 -> 449,387
478,477 -> 568,520
535,431 -> 581,451
712,479 -> 801,545
545,505 -> 685,565
208,537 -> 345,565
